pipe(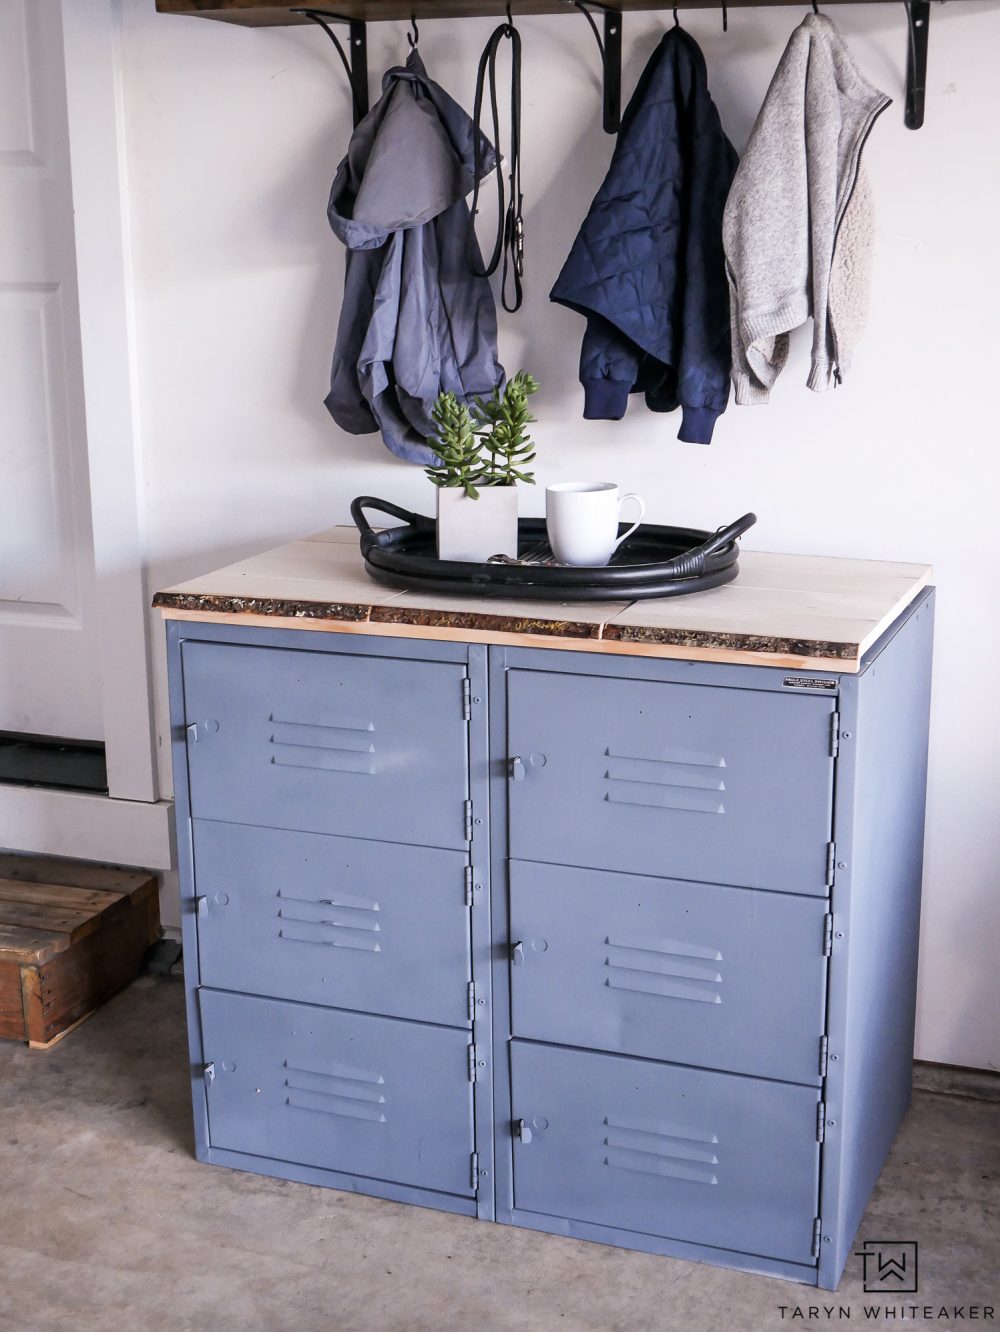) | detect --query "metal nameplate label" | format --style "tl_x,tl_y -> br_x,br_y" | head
783,676 -> 838,691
